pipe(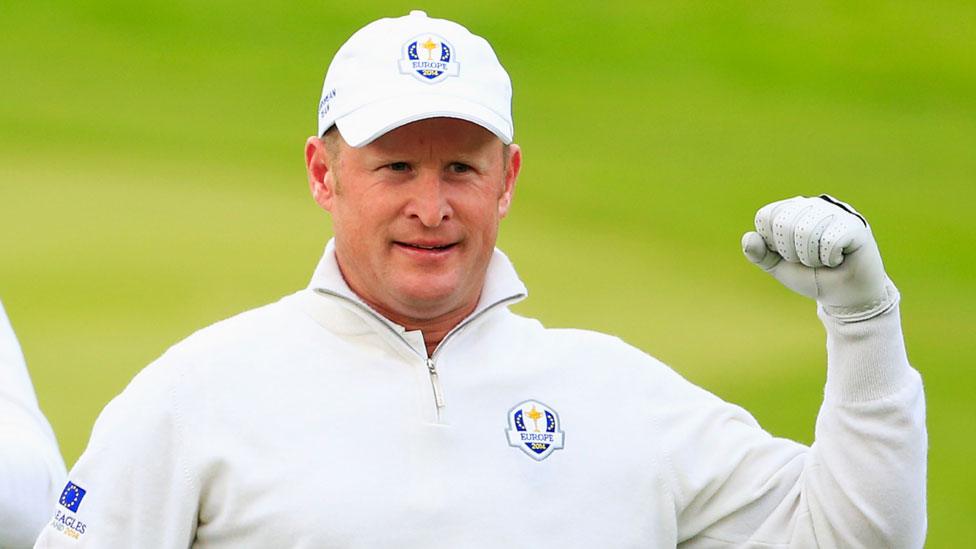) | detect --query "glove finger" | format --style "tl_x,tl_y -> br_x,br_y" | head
741,231 -> 781,271
754,197 -> 796,252
793,204 -> 833,268
819,215 -> 865,267
770,199 -> 811,262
